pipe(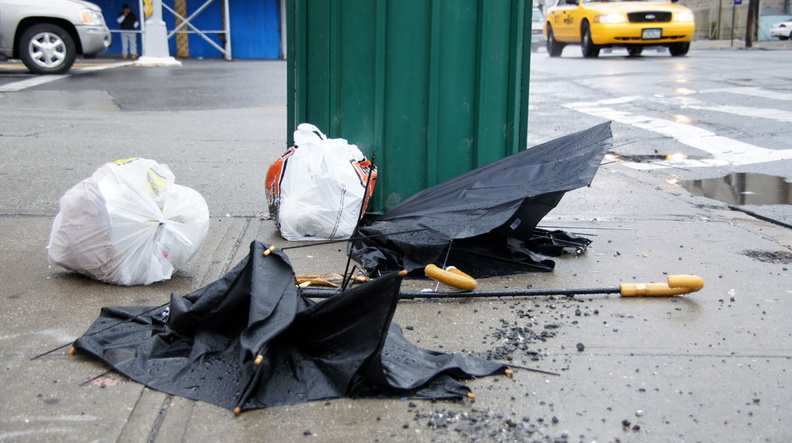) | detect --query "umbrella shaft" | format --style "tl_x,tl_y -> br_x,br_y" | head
301,287 -> 620,299
399,287 -> 619,298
